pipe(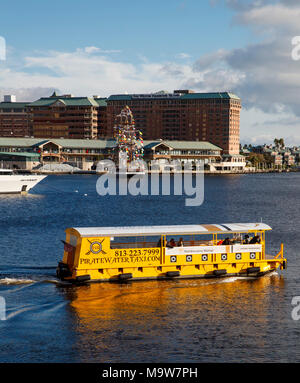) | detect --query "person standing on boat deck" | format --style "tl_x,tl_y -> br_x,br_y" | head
170,238 -> 176,247
166,238 -> 176,248
243,235 -> 250,244
250,235 -> 261,244
222,237 -> 230,245
217,239 -> 223,245
177,238 -> 184,247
